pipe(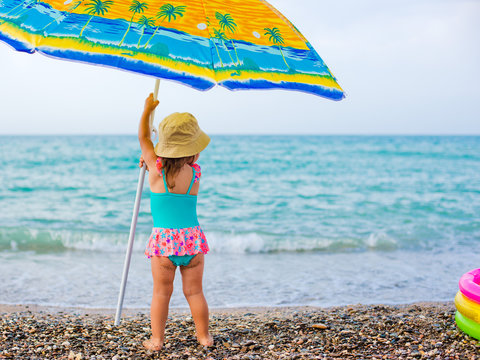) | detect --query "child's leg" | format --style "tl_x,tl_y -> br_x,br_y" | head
179,253 -> 213,346
146,256 -> 176,349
